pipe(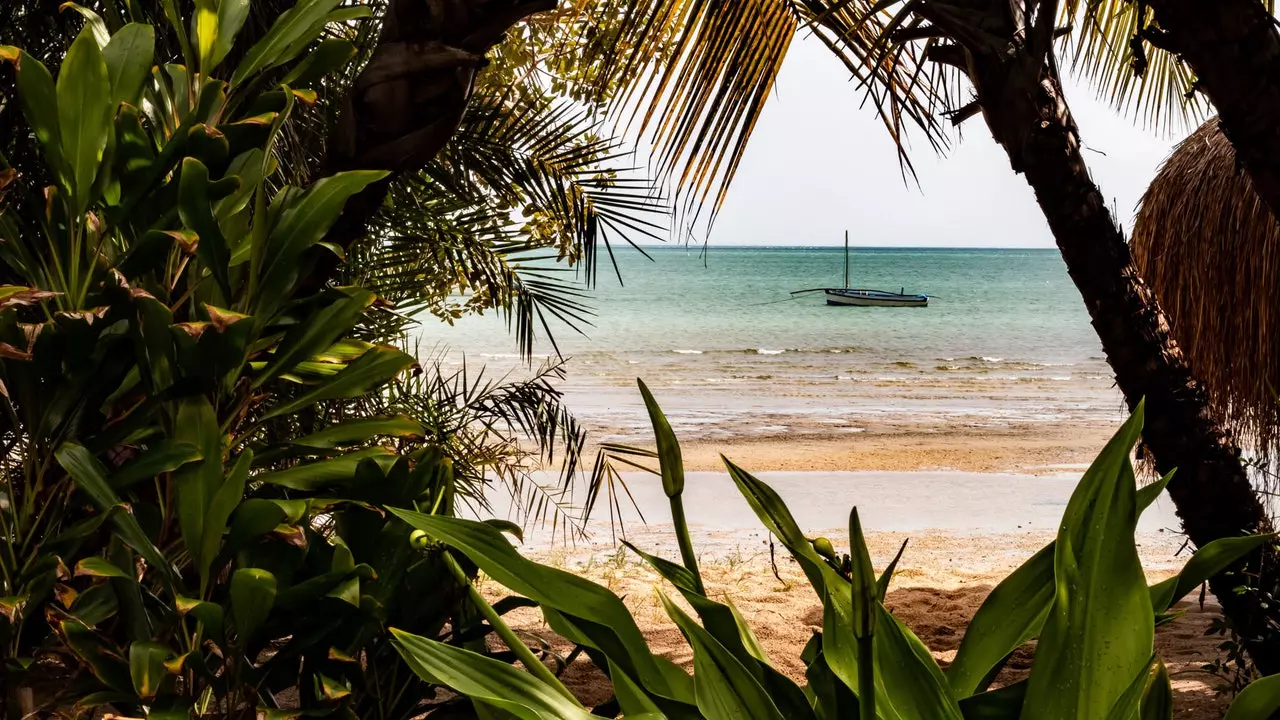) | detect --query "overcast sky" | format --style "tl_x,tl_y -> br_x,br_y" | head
694,34 -> 1186,249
